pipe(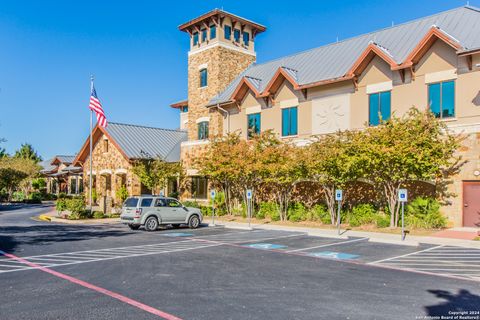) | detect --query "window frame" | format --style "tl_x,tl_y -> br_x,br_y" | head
281,106 -> 298,137
191,176 -> 208,199
209,25 -> 216,39
428,80 -> 455,119
368,90 -> 391,126
192,32 -> 199,45
140,198 -> 153,207
224,25 -> 231,40
197,121 -> 209,140
233,29 -> 241,42
243,32 -> 250,46
181,106 -> 188,113
199,68 -> 208,87
247,113 -> 261,138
